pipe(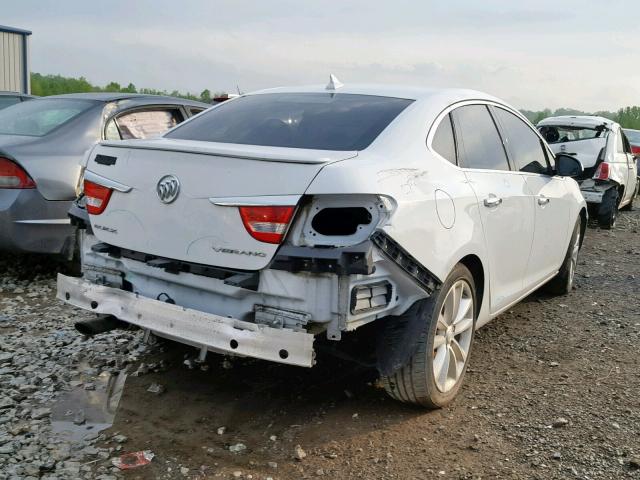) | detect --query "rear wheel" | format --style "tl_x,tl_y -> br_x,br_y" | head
598,188 -> 619,229
381,264 -> 476,408
544,218 -> 581,295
